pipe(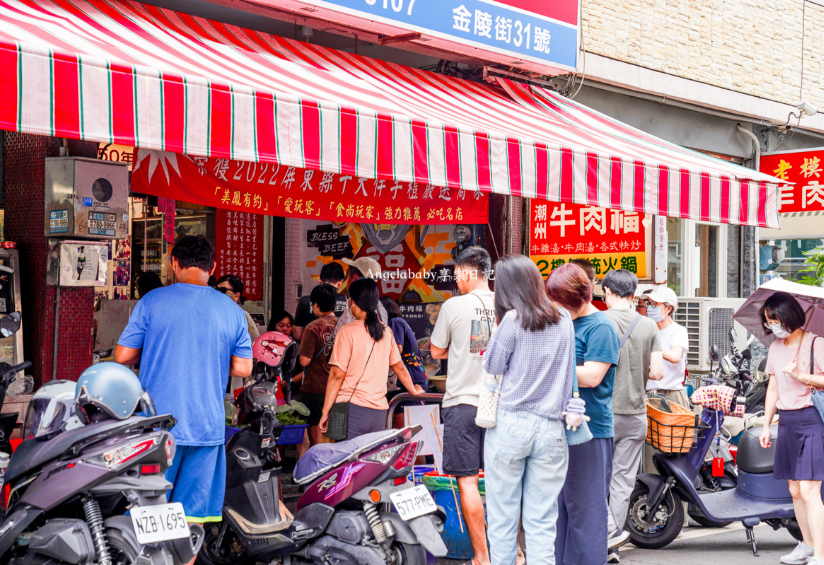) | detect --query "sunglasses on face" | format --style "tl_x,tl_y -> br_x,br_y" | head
216,287 -> 233,294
